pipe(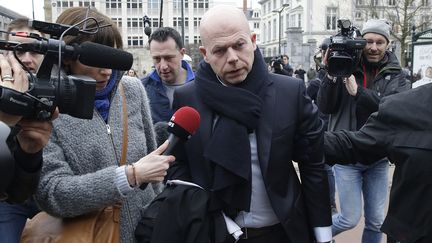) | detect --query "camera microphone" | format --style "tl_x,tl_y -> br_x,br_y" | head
17,40 -> 133,71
